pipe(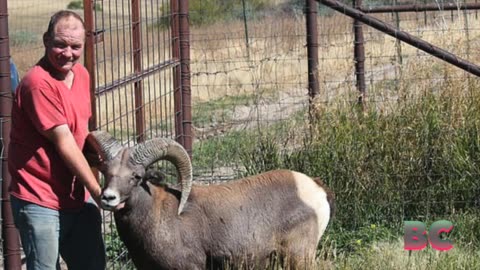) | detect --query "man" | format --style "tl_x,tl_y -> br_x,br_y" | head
8,10 -> 106,270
